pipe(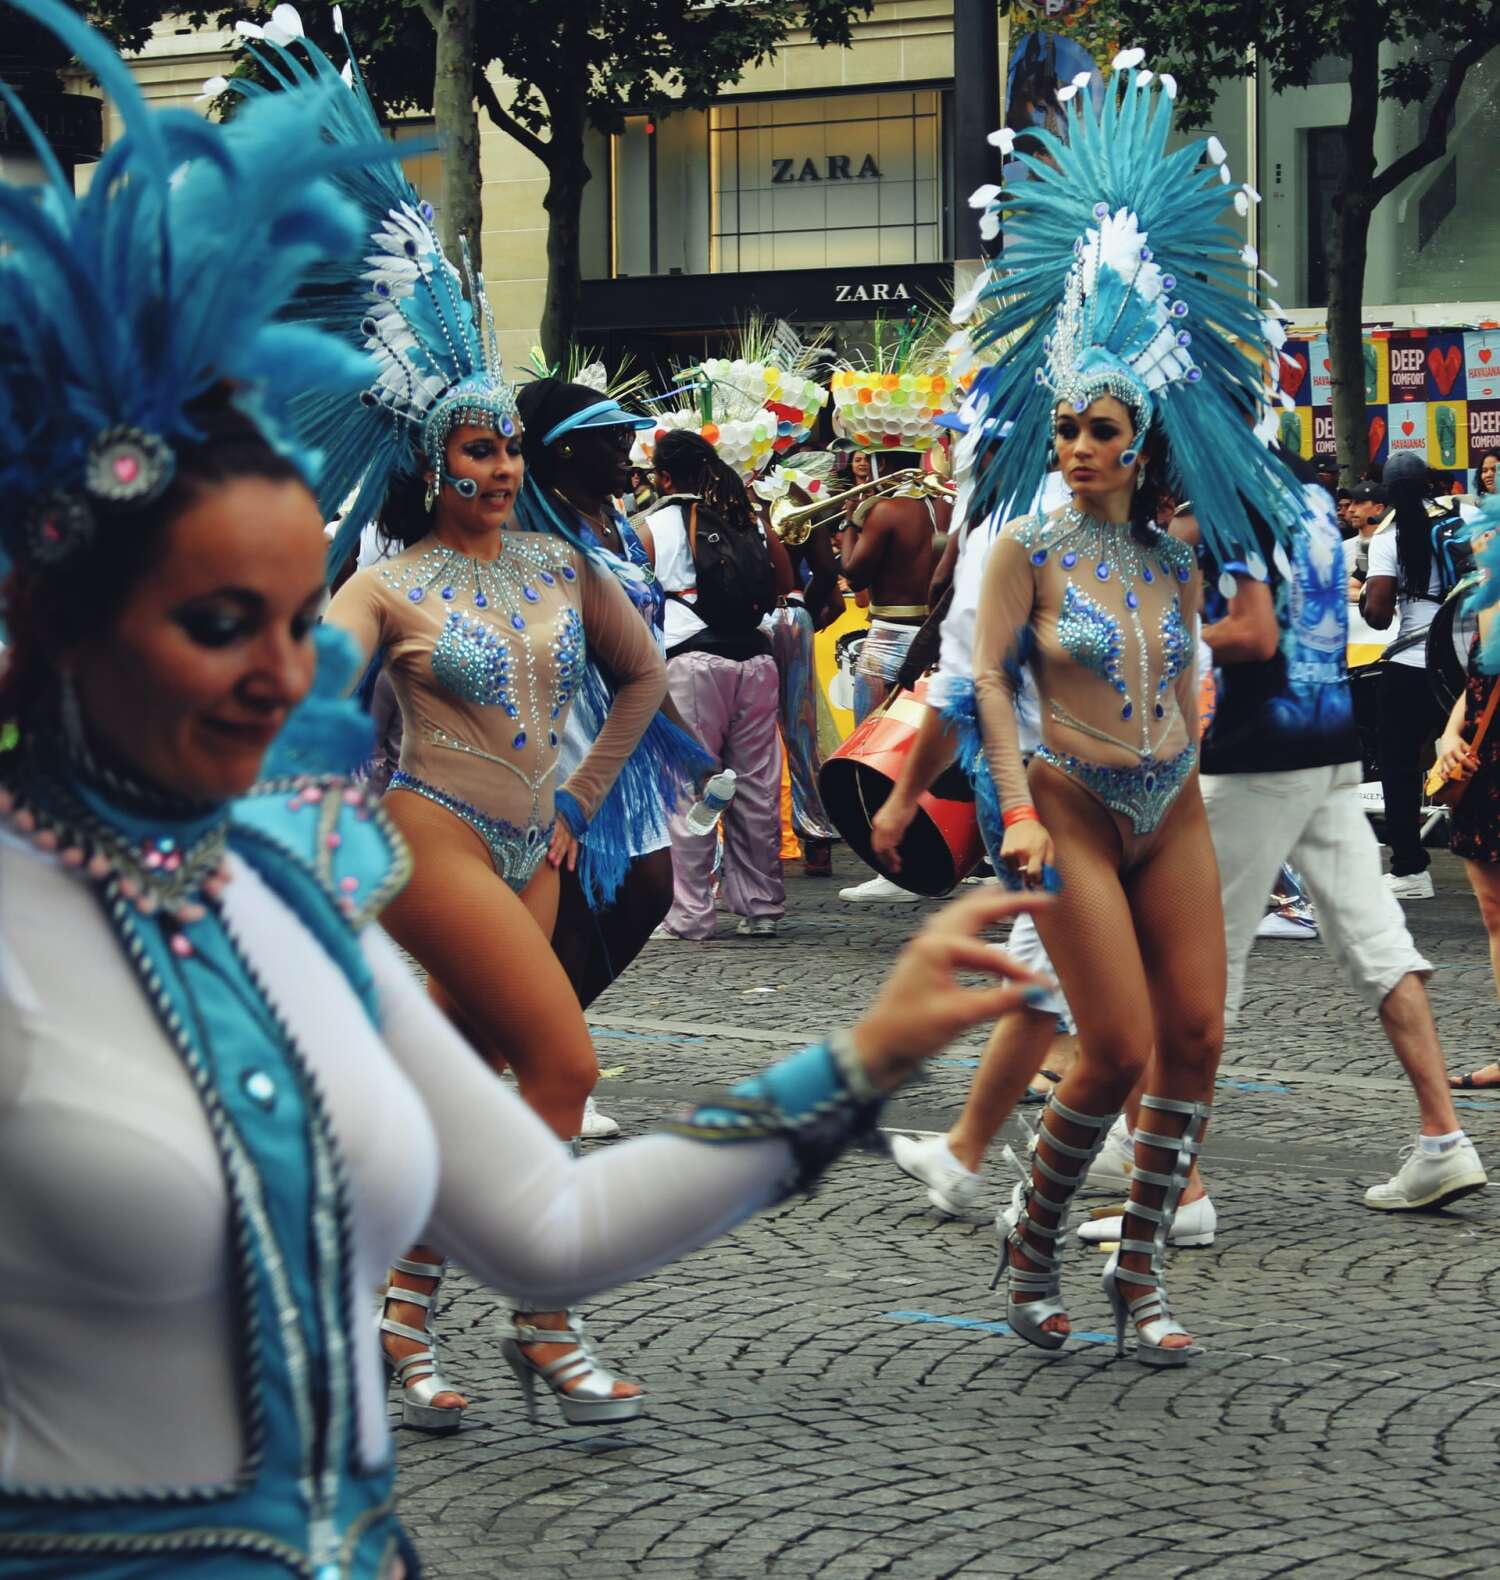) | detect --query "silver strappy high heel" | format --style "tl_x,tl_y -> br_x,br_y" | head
992,1096 -> 1120,1351
378,1255 -> 465,1432
501,1312 -> 645,1426
1101,1094 -> 1210,1368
